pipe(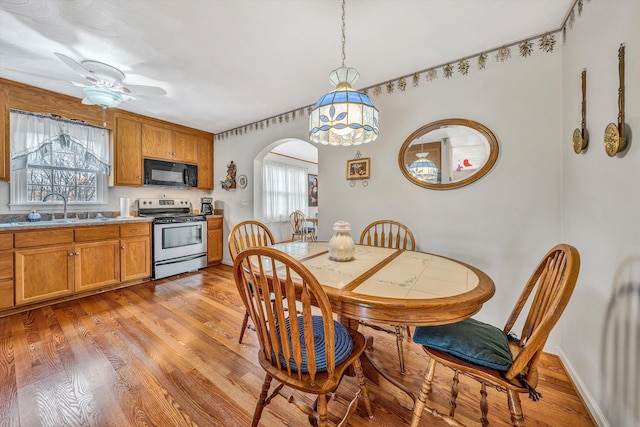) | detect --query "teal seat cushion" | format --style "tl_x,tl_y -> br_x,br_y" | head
413,318 -> 513,371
